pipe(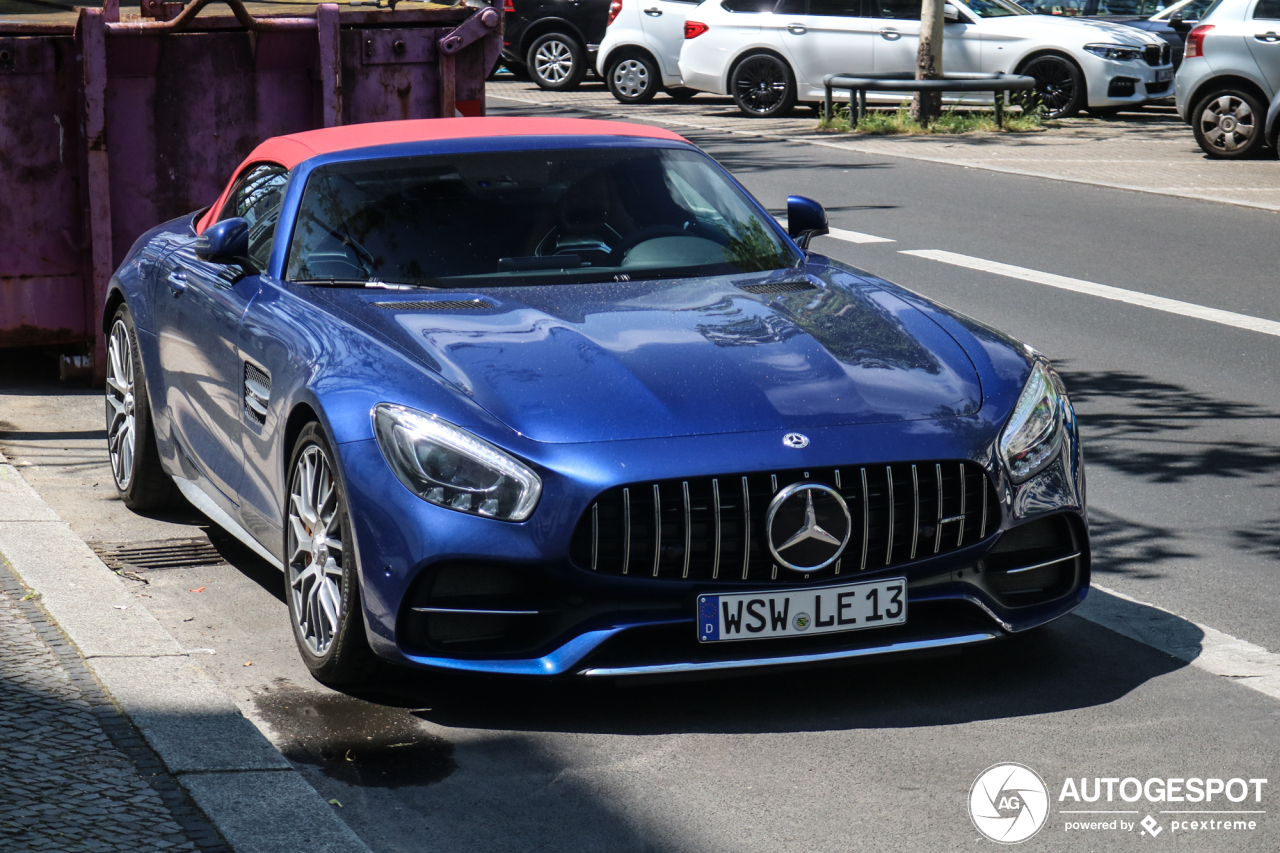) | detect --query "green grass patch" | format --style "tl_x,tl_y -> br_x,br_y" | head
818,102 -> 1042,135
